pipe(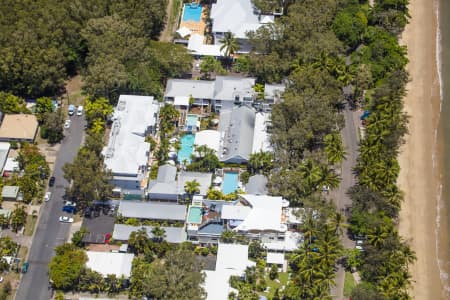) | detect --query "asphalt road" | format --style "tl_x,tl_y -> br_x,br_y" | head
15,114 -> 85,300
